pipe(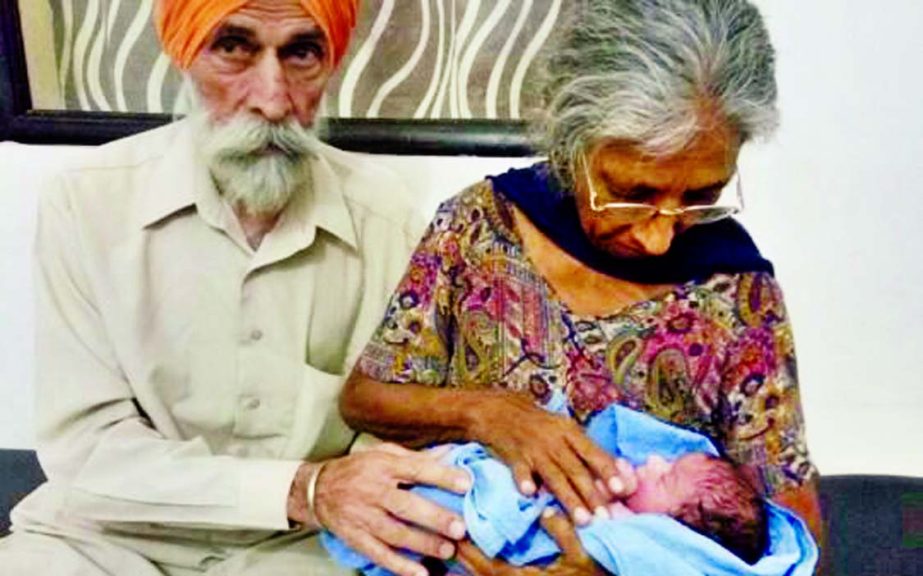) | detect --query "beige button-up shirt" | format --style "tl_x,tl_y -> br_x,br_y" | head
14,119 -> 423,562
